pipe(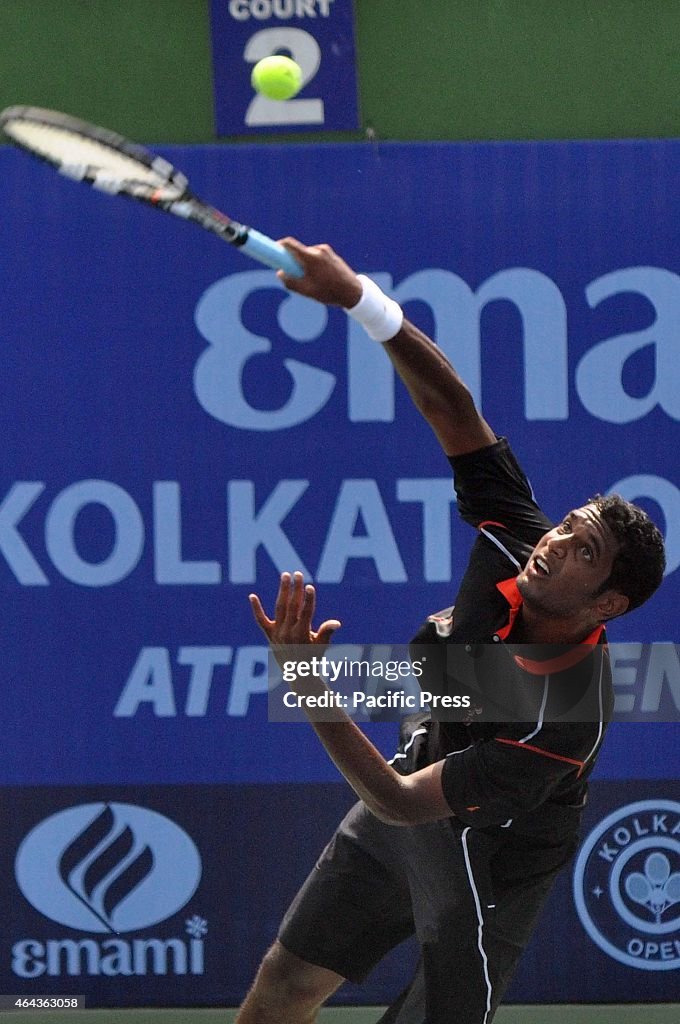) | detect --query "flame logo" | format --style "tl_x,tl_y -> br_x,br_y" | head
58,805 -> 154,933
15,802 -> 202,933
